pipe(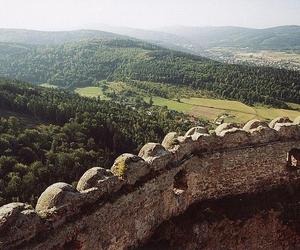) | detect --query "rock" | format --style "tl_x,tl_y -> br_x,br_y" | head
0,203 -> 32,231
269,117 -> 292,129
215,123 -> 237,136
162,132 -> 179,149
243,119 -> 268,131
294,116 -> 300,125
185,127 -> 208,137
111,154 -> 150,185
36,182 -> 79,214
274,123 -> 300,140
77,167 -> 112,191
0,203 -> 42,248
249,126 -> 279,144
218,128 -> 250,148
138,143 -> 169,159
